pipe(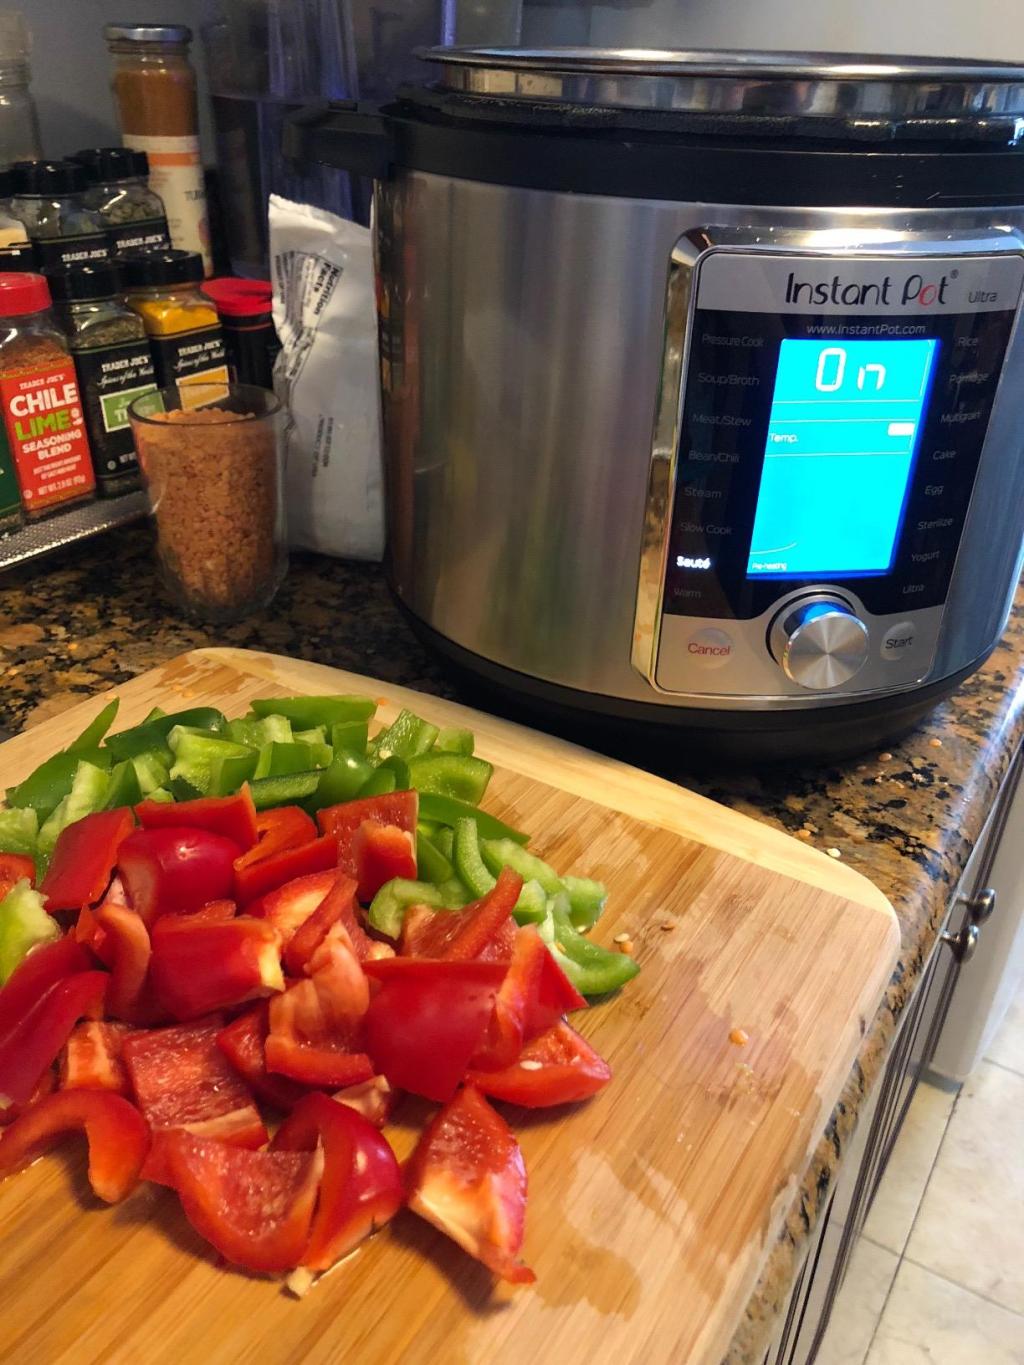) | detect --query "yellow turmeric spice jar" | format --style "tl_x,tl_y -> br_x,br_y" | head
121,248 -> 228,399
